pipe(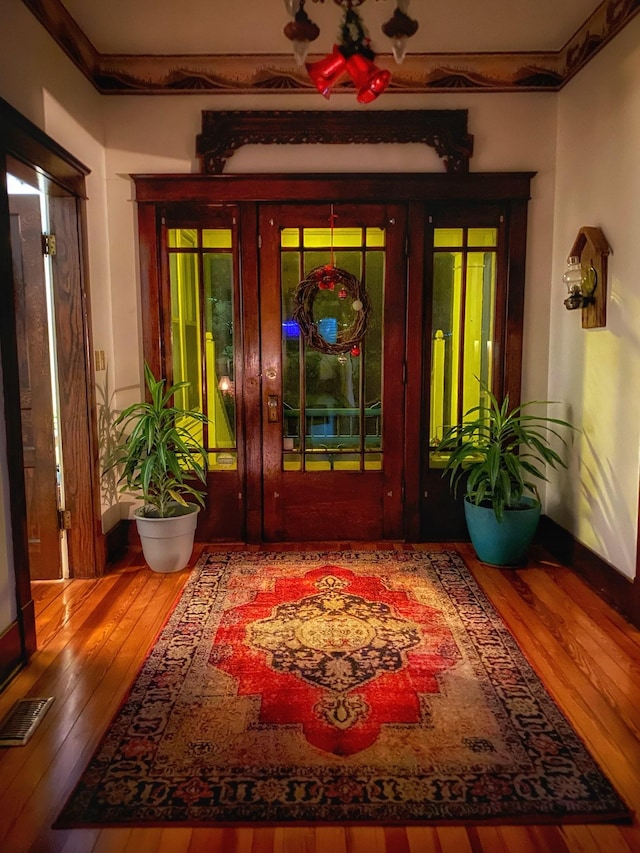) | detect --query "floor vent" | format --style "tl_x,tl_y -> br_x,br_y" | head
0,697 -> 54,746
